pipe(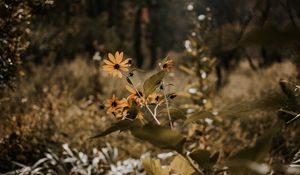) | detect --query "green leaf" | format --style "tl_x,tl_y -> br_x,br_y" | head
131,123 -> 186,153
189,150 -> 218,169
158,108 -> 186,120
170,155 -> 195,175
142,157 -> 170,175
183,111 -> 215,126
91,119 -> 141,139
143,71 -> 166,97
